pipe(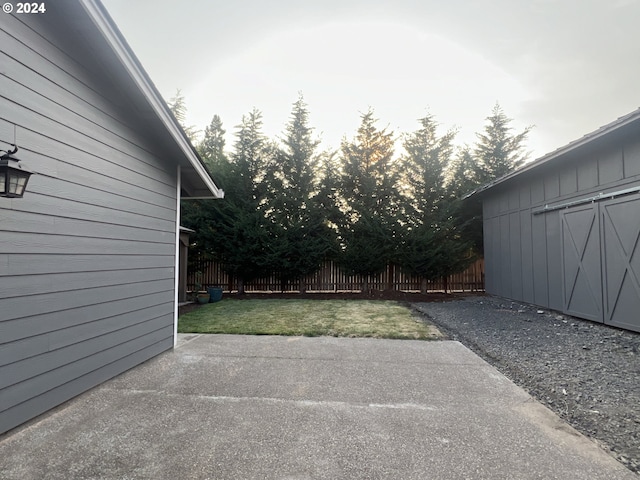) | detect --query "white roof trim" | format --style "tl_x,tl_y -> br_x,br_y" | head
79,0 -> 224,199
